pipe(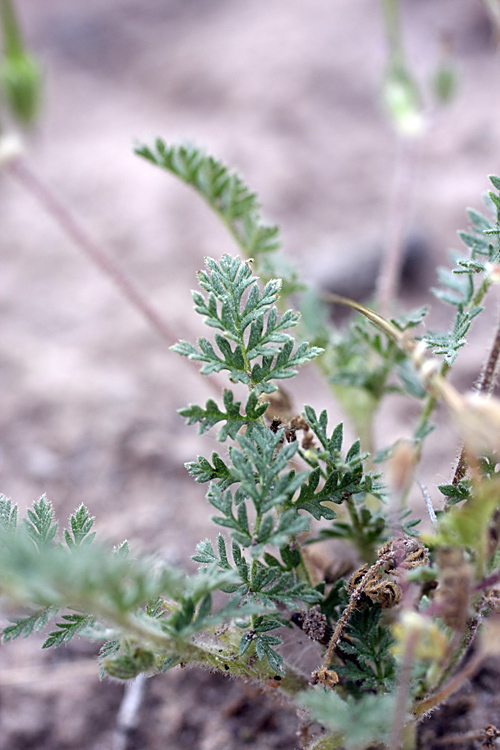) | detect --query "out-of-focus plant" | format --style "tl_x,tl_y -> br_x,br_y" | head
0,0 -> 41,126
2,2 -> 500,748
3,139 -> 500,749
